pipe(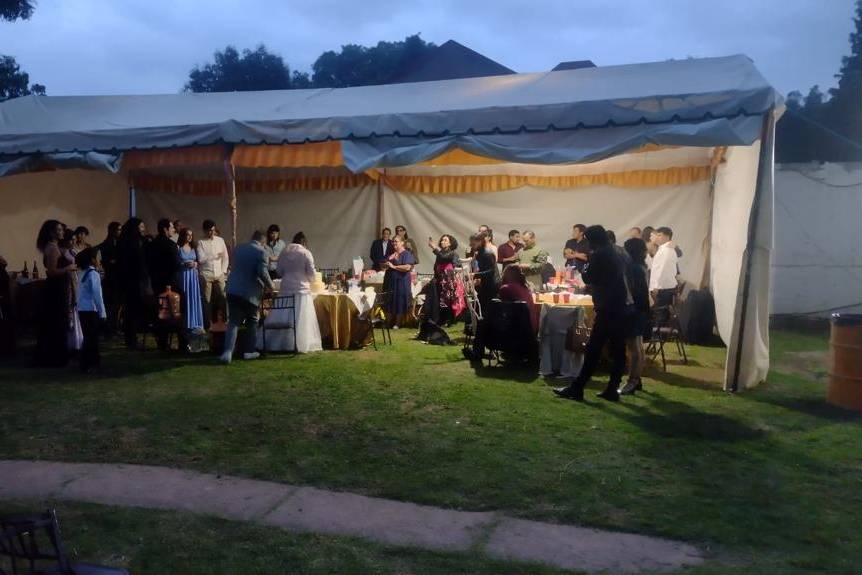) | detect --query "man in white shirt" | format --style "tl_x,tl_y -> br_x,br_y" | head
649,226 -> 678,307
197,219 -> 230,328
